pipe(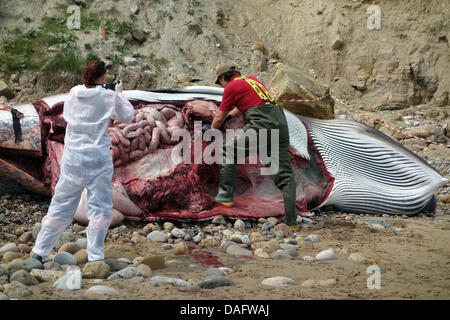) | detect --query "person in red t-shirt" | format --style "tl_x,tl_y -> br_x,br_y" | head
211,64 -> 299,229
